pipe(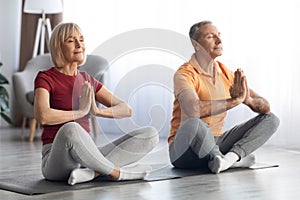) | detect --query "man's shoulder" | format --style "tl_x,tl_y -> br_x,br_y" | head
176,61 -> 198,74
